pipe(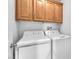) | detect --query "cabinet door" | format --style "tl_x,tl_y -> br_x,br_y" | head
45,2 -> 55,22
16,0 -> 33,20
54,0 -> 61,2
54,4 -> 63,23
34,0 -> 45,21
47,0 -> 60,2
47,0 -> 54,2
